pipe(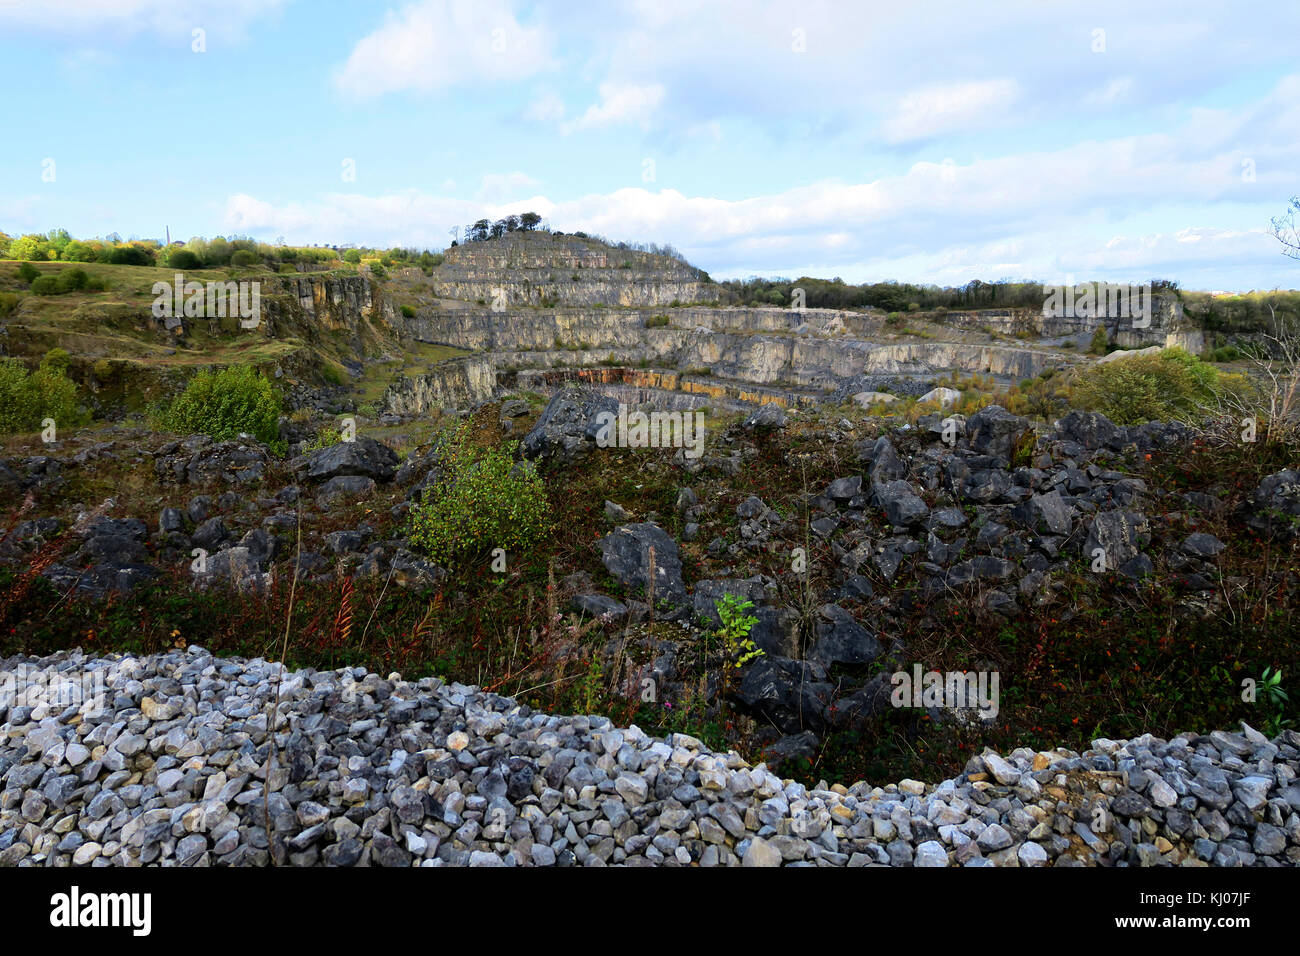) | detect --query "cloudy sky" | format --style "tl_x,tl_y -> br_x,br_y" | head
2,0 -> 1298,290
